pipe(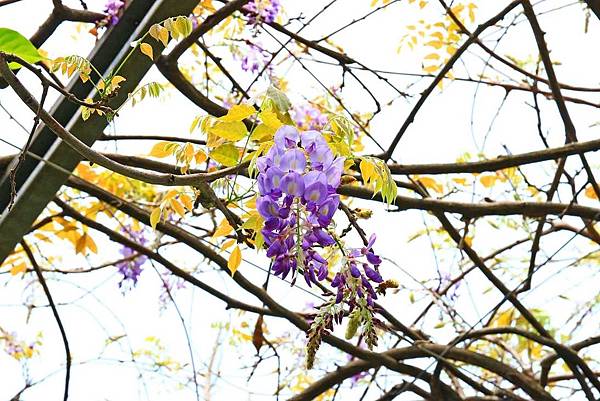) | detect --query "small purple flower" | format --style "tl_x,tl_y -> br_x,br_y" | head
241,45 -> 270,73
331,234 -> 385,306
104,0 -> 125,26
243,0 -> 281,26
